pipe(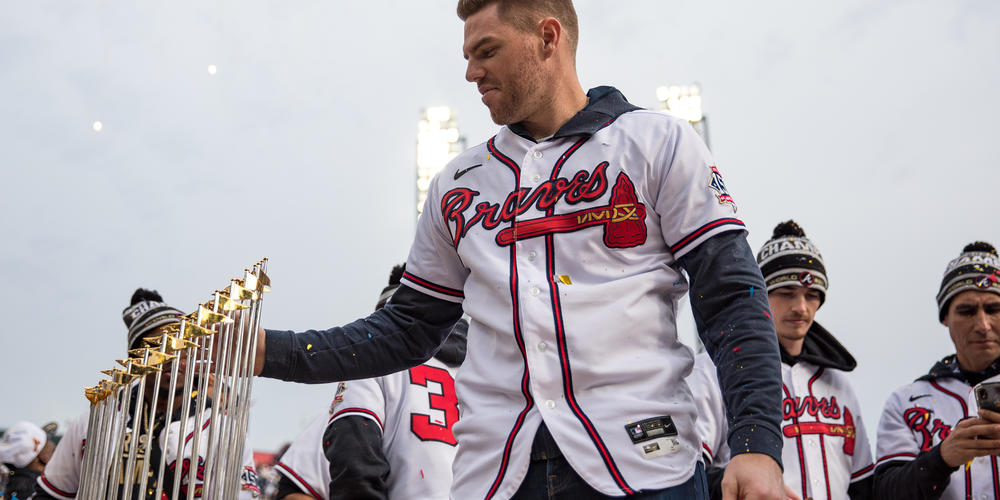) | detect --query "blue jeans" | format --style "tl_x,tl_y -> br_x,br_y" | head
512,424 -> 709,499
